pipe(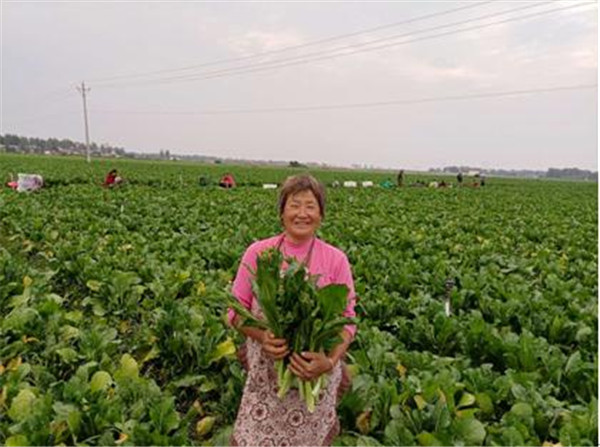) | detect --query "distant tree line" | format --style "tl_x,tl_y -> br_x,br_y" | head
0,134 -> 126,157
1,134 -> 596,181
435,165 -> 597,181
546,168 -> 598,181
